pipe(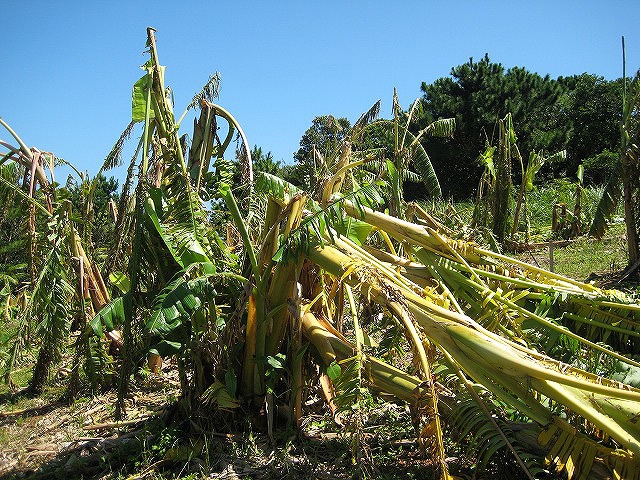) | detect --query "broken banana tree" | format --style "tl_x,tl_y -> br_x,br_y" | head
284,195 -> 640,479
